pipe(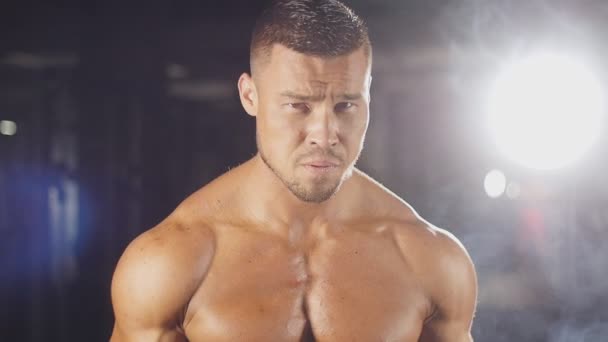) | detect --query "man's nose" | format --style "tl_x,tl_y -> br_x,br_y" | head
306,108 -> 339,148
